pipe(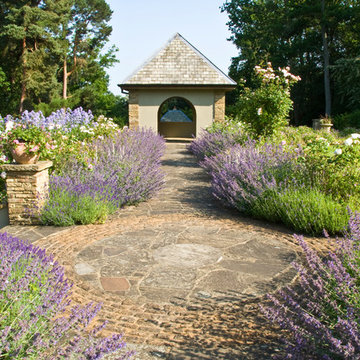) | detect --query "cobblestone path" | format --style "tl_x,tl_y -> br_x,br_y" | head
3,142 -> 313,359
